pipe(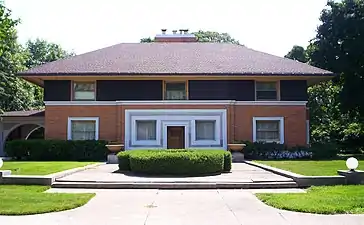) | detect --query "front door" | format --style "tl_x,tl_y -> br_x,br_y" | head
167,126 -> 185,149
